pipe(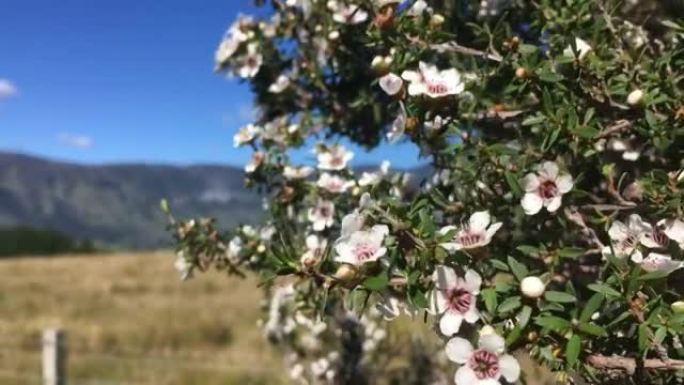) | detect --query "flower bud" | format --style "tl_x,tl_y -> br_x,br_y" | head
334,264 -> 357,282
515,67 -> 527,79
328,30 -> 340,40
429,14 -> 445,28
479,325 -> 496,337
672,301 -> 684,314
520,276 -> 546,298
627,89 -> 644,106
